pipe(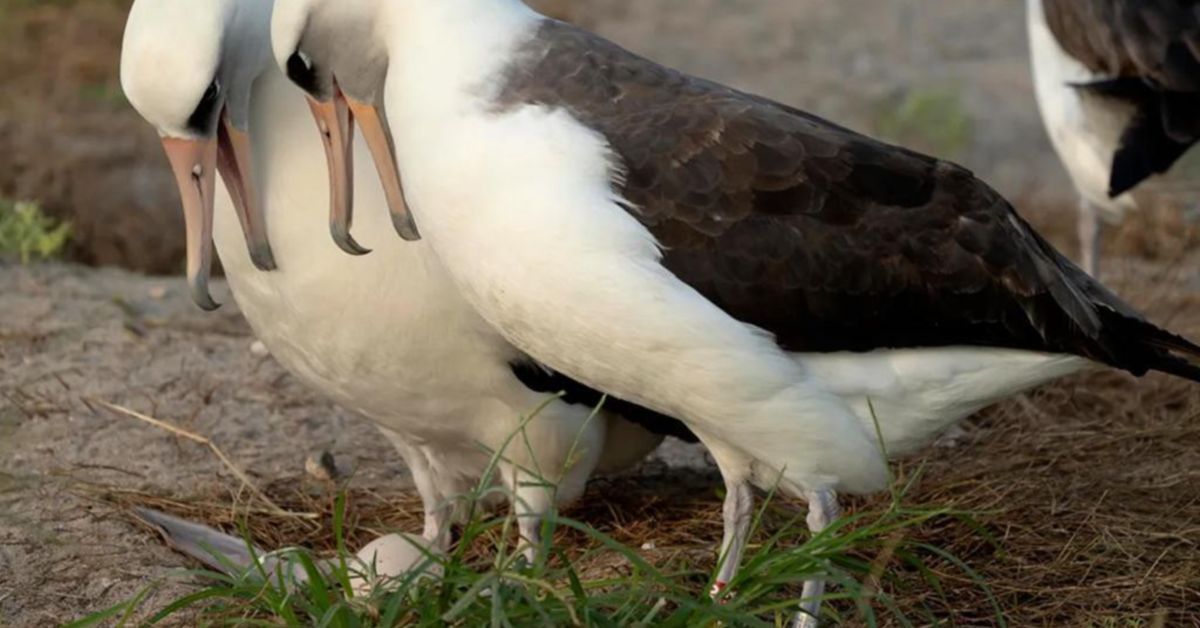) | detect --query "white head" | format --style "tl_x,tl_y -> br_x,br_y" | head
271,0 -> 420,246
271,0 -> 393,106
121,0 -> 278,309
